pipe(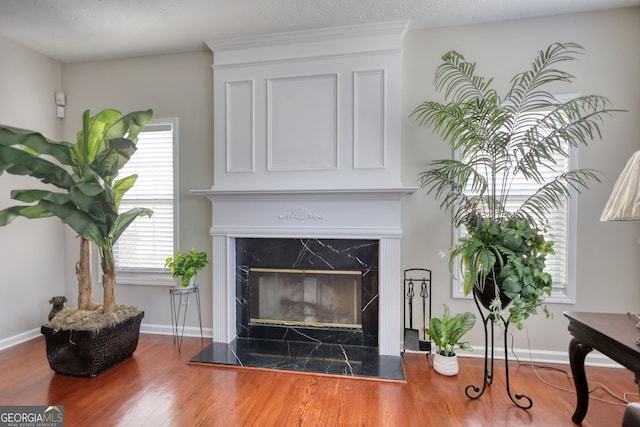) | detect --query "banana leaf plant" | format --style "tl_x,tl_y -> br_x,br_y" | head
0,108 -> 153,314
